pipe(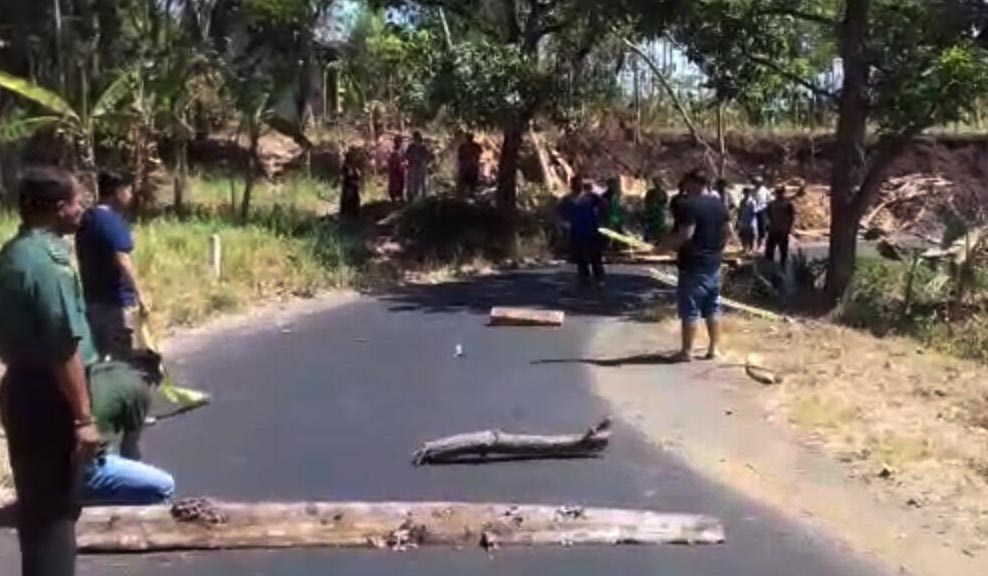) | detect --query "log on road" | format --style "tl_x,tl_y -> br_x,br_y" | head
77,500 -> 725,553
489,307 -> 565,327
413,420 -> 611,465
